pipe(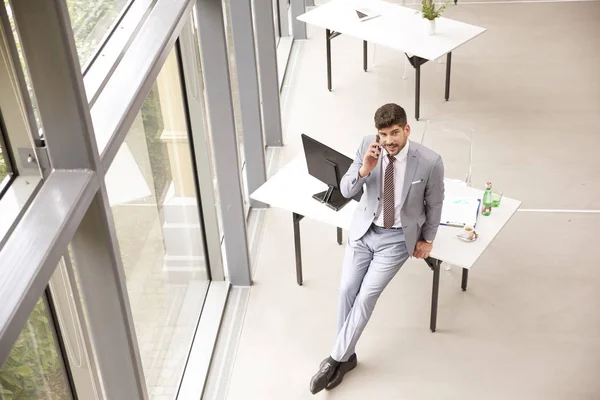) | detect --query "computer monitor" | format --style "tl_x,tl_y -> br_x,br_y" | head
301,134 -> 363,211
